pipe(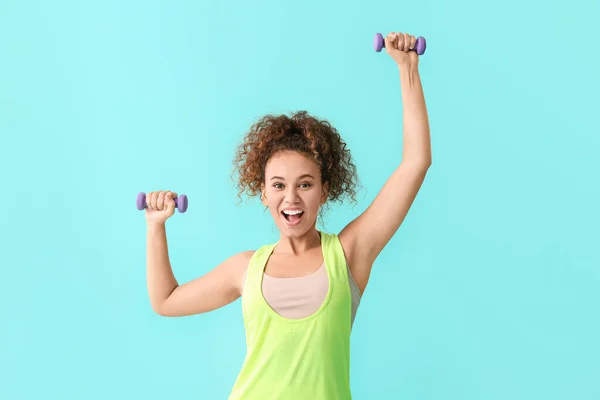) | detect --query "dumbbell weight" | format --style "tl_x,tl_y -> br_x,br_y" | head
373,32 -> 426,55
136,192 -> 188,213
